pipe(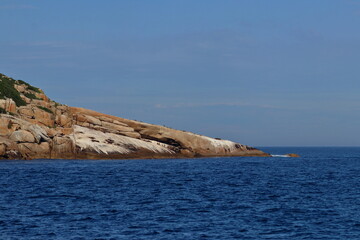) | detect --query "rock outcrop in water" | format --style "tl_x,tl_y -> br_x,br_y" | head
285,153 -> 300,158
0,73 -> 269,160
